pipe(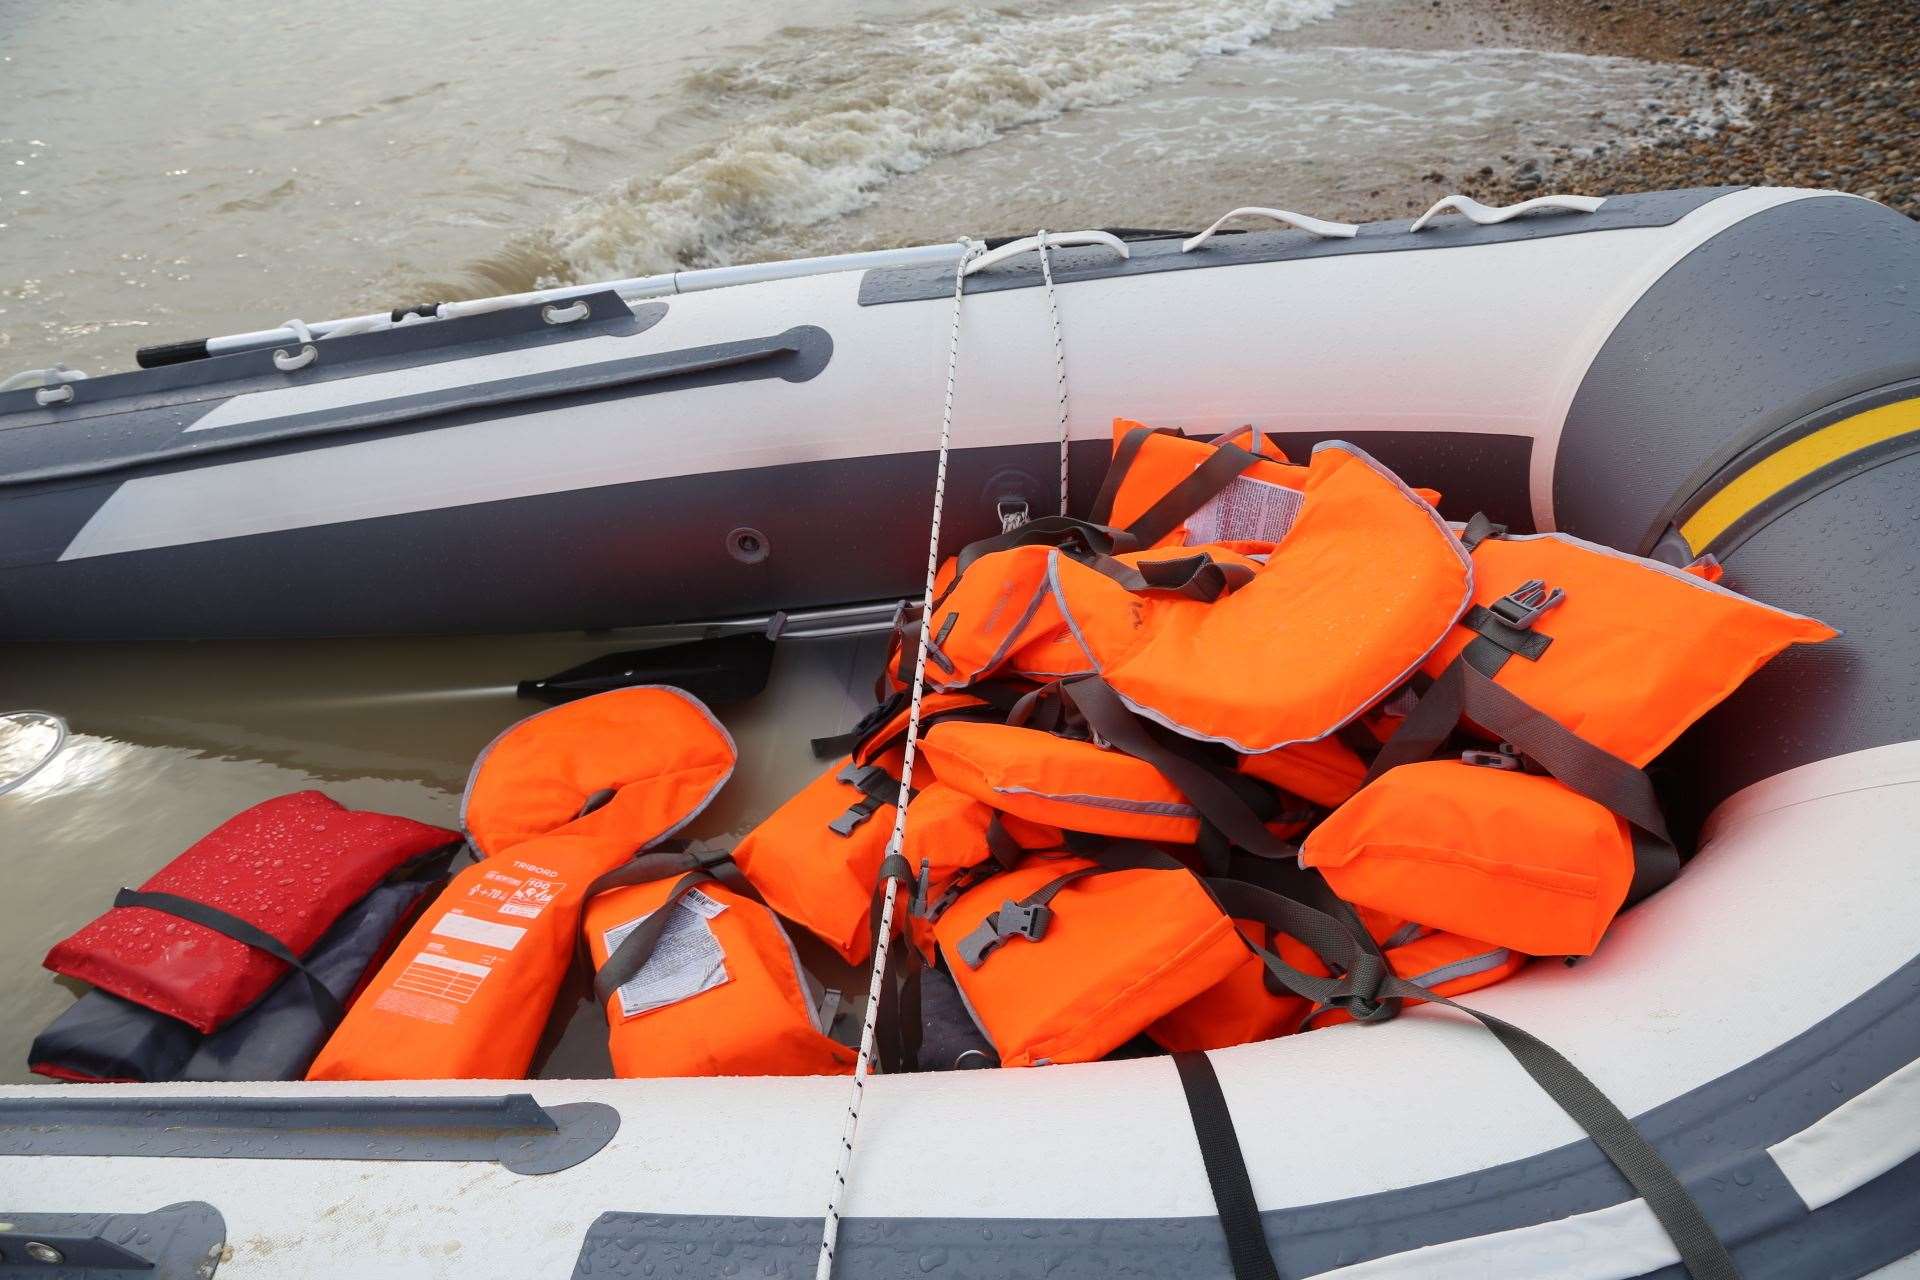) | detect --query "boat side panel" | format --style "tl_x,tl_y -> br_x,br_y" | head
1552,194 -> 1920,554
1672,447 -> 1920,809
